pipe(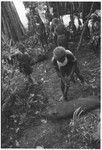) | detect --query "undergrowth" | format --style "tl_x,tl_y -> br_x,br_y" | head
1,38 -> 100,148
